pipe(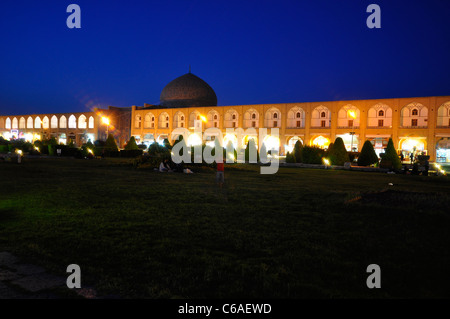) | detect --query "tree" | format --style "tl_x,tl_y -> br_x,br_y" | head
105,134 -> 118,151
357,140 -> 379,166
163,138 -> 172,149
293,140 -> 302,163
328,137 -> 349,165
245,139 -> 259,163
380,138 -> 402,170
300,146 -> 323,164
124,136 -> 139,150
